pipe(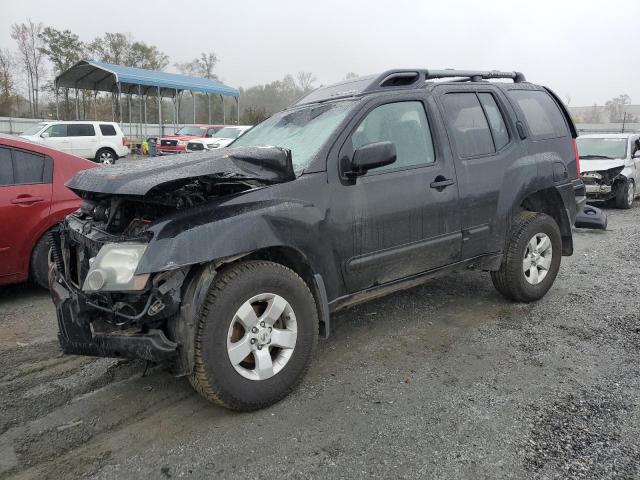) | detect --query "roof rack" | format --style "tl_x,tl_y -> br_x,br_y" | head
363,69 -> 526,93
